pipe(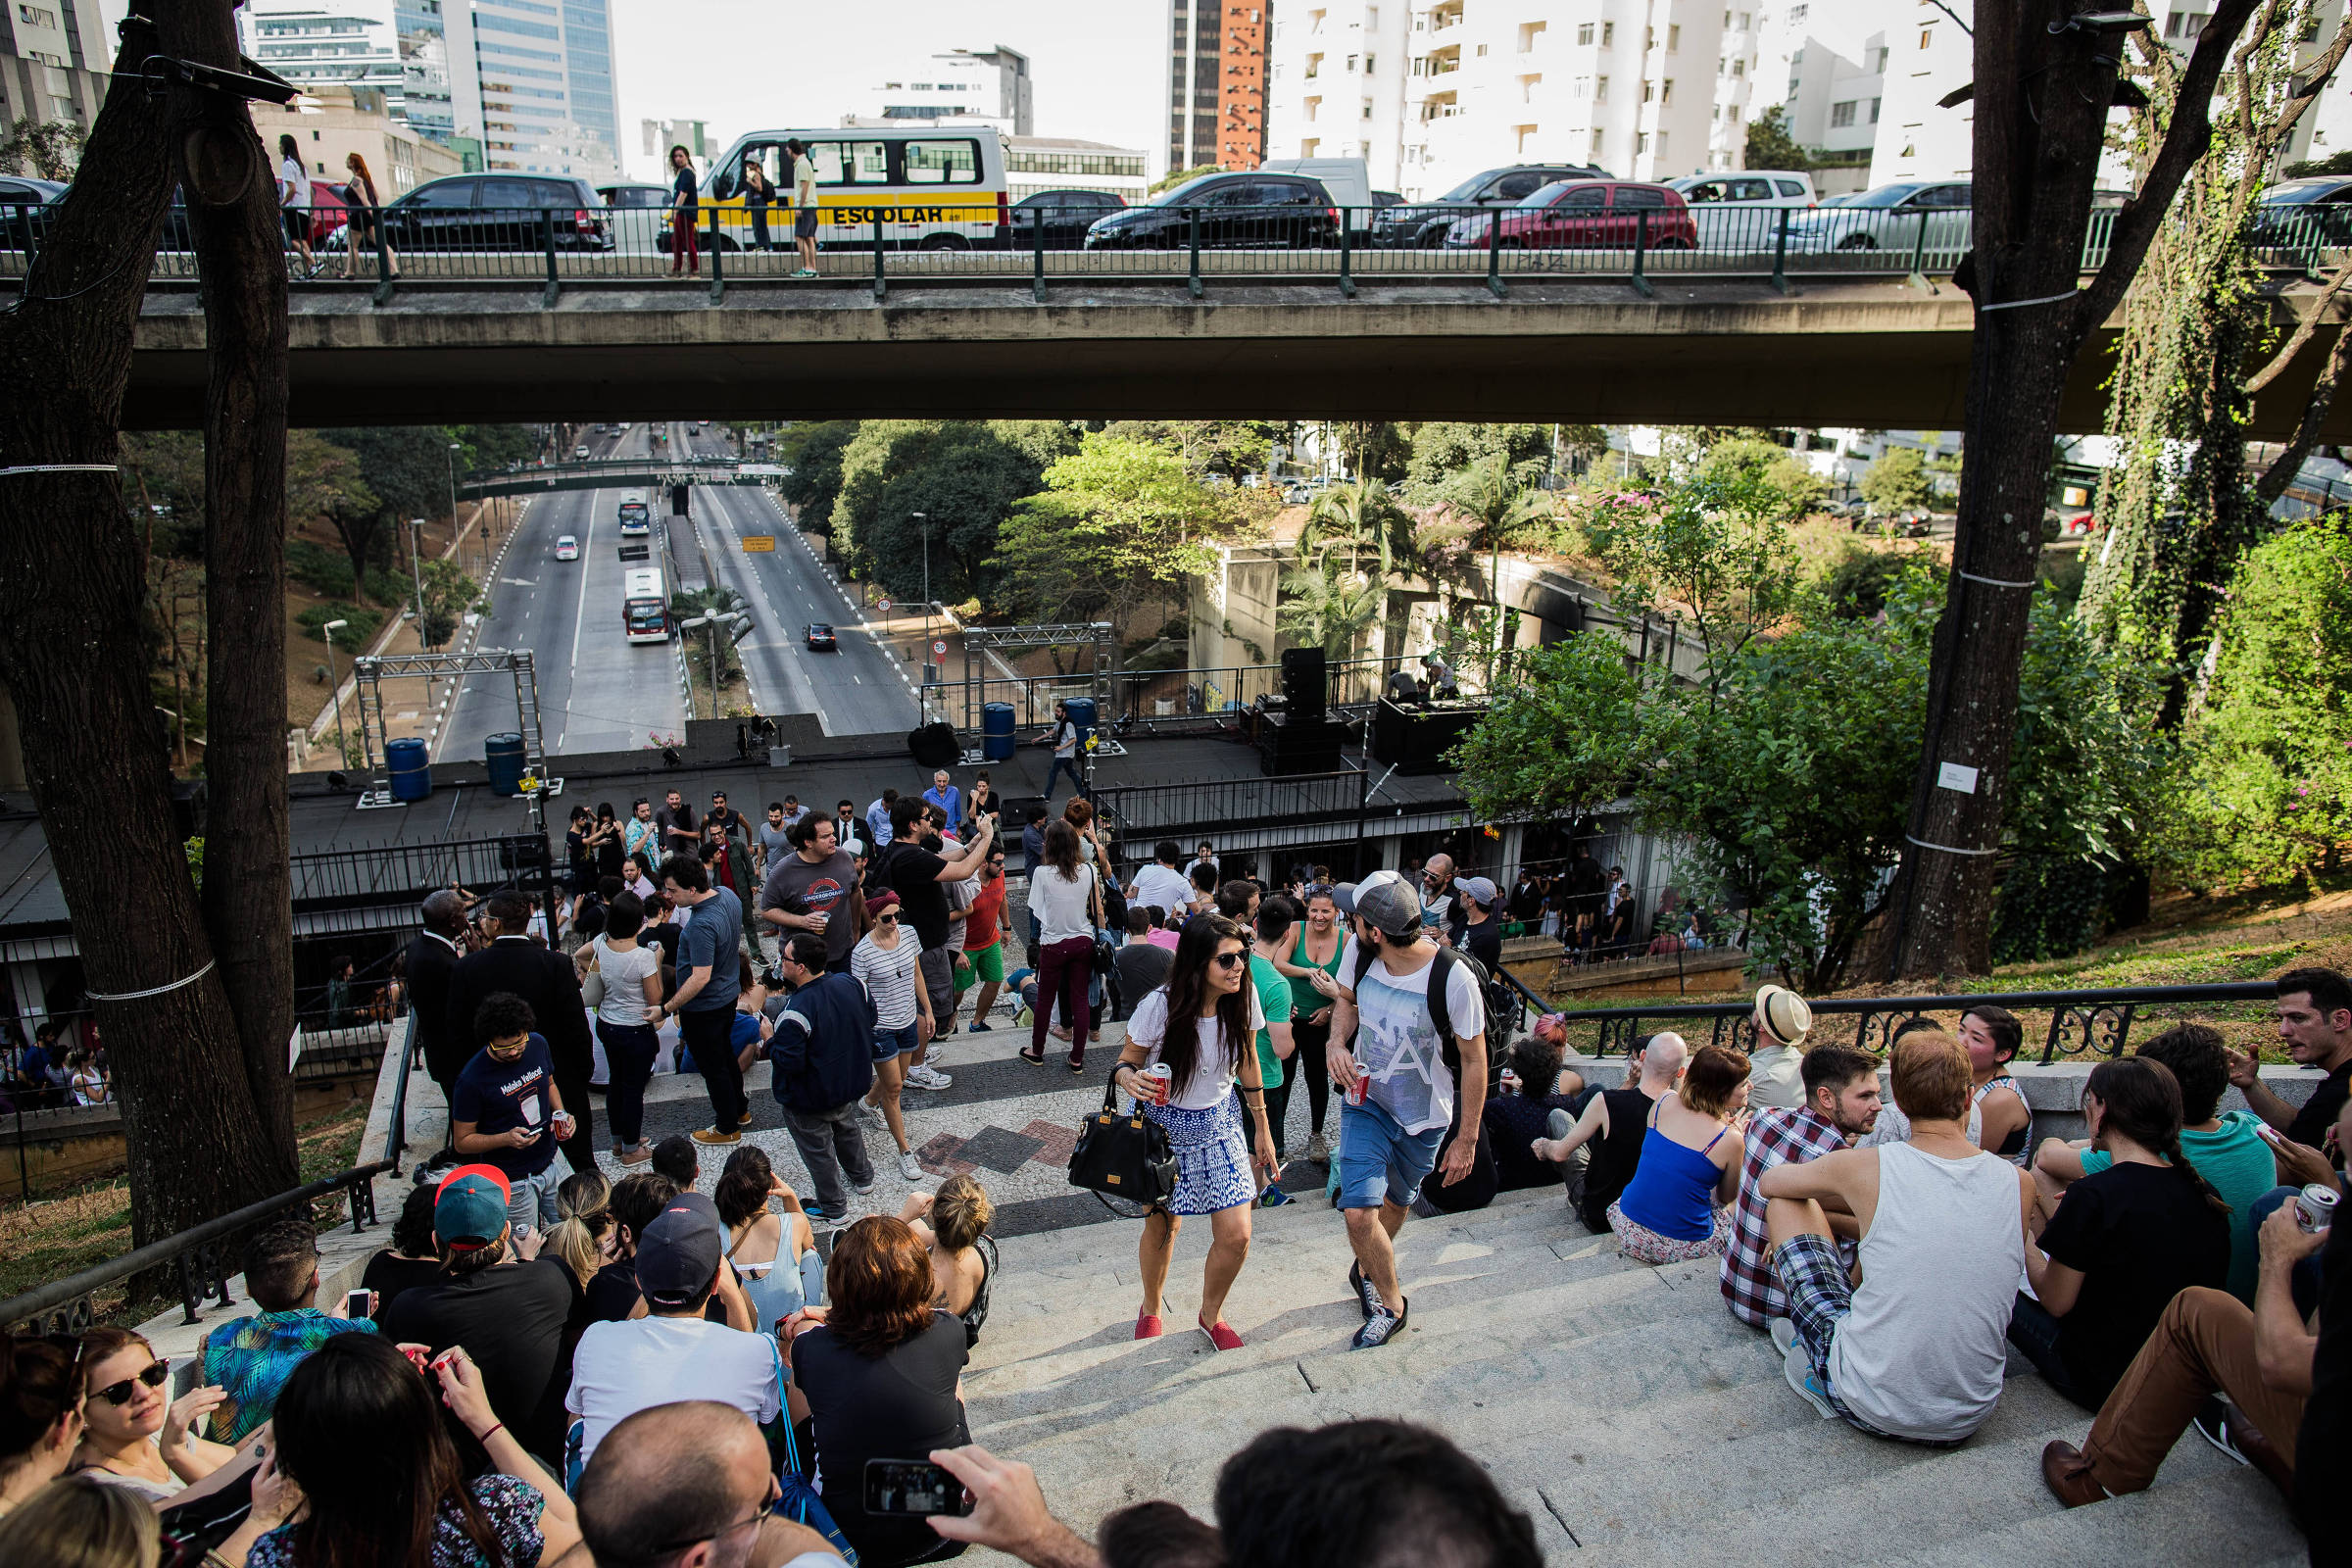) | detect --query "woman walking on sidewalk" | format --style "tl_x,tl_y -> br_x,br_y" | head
1021,820 -> 1101,1071
1113,913 -> 1280,1349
